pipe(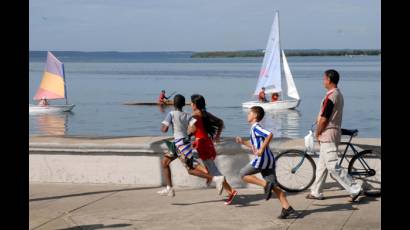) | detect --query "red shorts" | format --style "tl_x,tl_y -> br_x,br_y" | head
193,138 -> 216,160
